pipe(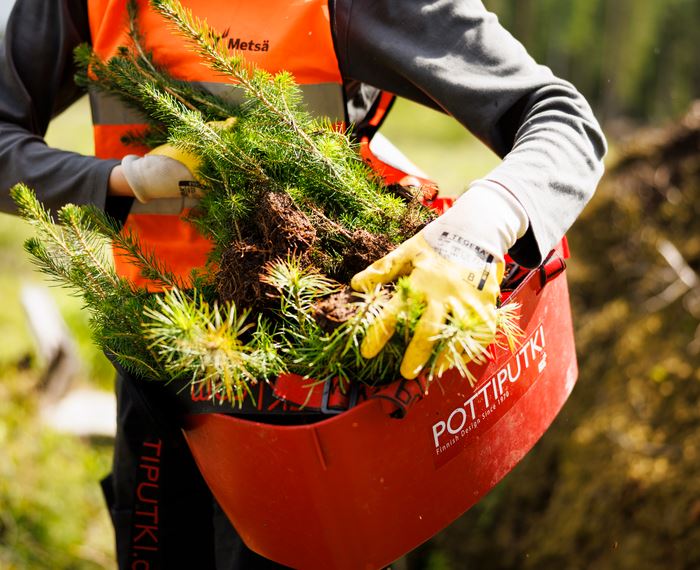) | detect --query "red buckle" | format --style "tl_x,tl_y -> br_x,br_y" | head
538,254 -> 566,289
